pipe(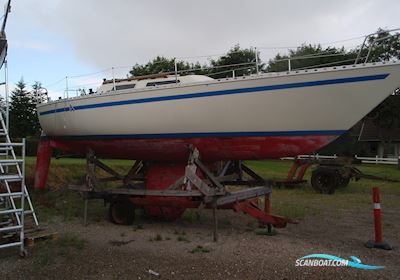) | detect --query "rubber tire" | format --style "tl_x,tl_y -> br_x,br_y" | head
108,198 -> 135,225
337,174 -> 350,188
311,168 -> 339,194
